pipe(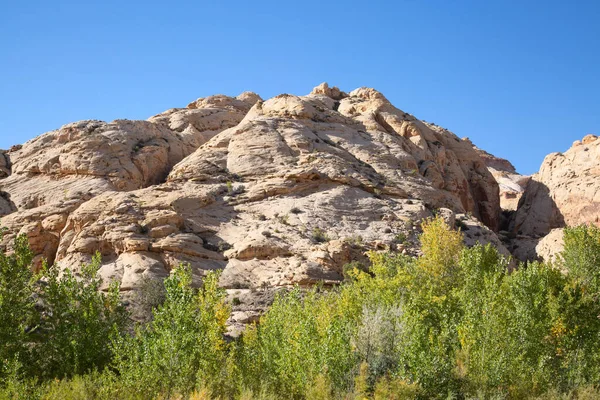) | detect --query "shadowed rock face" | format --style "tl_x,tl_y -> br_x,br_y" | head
510,180 -> 565,238
0,191 -> 16,216
470,141 -> 530,212
0,83 -> 504,321
0,150 -> 10,179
